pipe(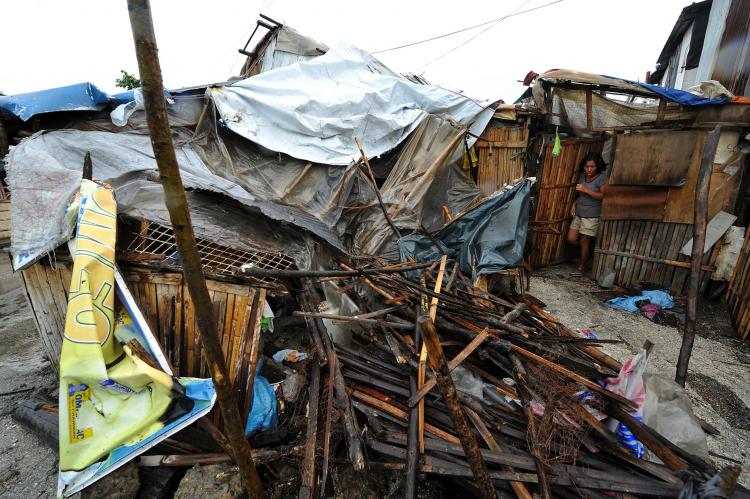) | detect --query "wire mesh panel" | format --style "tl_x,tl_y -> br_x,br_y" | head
124,220 -> 296,288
